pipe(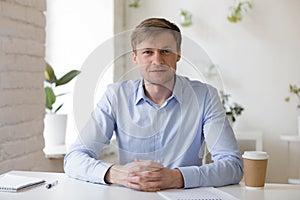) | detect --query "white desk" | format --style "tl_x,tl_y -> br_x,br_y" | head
1,171 -> 300,200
